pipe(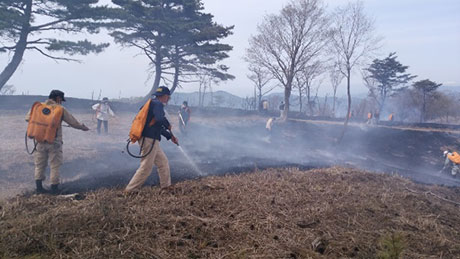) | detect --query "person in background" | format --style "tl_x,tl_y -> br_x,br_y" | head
279,101 -> 285,117
266,117 -> 276,131
374,110 -> 380,124
388,113 -> 394,122
92,97 -> 115,135
125,86 -> 179,192
262,100 -> 269,114
440,150 -> 460,178
178,101 -> 191,134
264,117 -> 276,143
366,112 -> 373,124
26,90 -> 89,194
